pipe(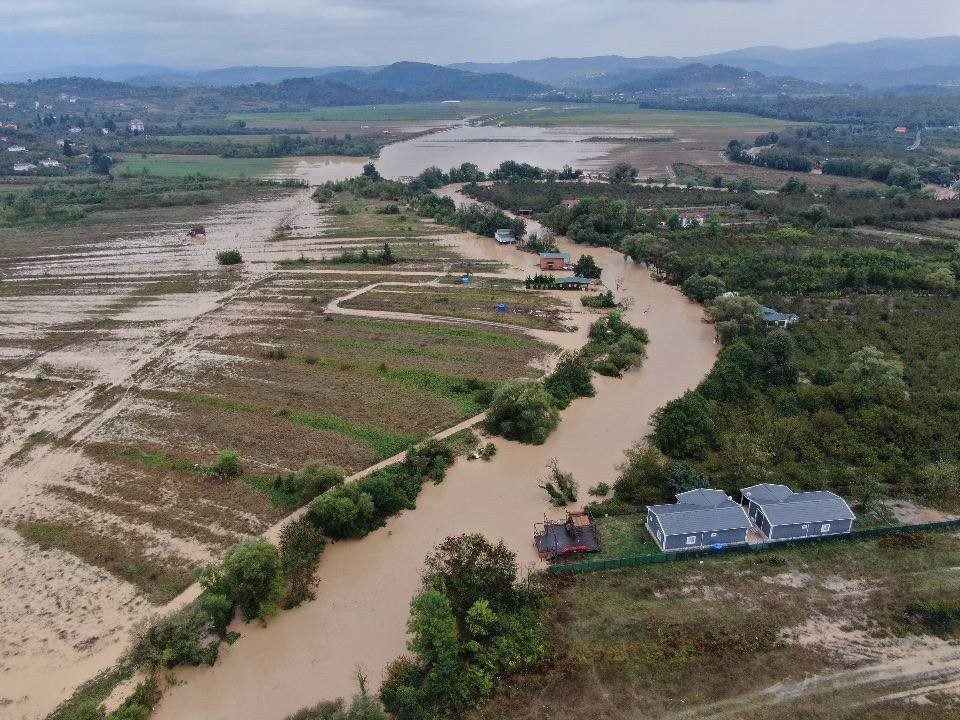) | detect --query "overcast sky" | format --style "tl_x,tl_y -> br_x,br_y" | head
0,0 -> 958,72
